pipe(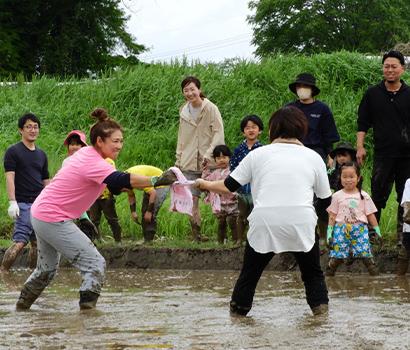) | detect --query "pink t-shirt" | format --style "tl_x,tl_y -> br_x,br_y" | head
31,146 -> 116,222
327,189 -> 377,224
